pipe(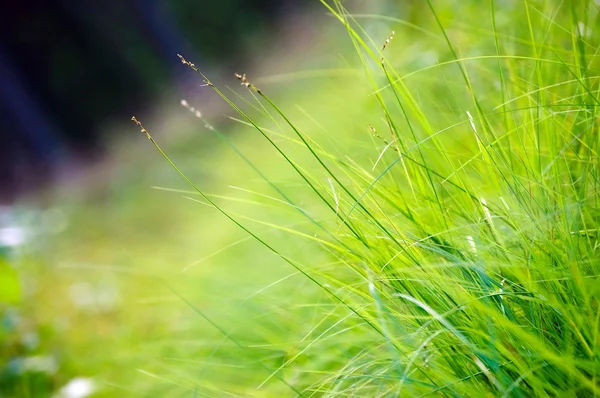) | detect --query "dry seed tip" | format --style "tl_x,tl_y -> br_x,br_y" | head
369,125 -> 383,140
234,72 -> 261,93
131,116 -> 149,135
369,124 -> 394,148
234,72 -> 251,88
382,31 -> 395,51
380,30 -> 395,64
177,54 -> 195,68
